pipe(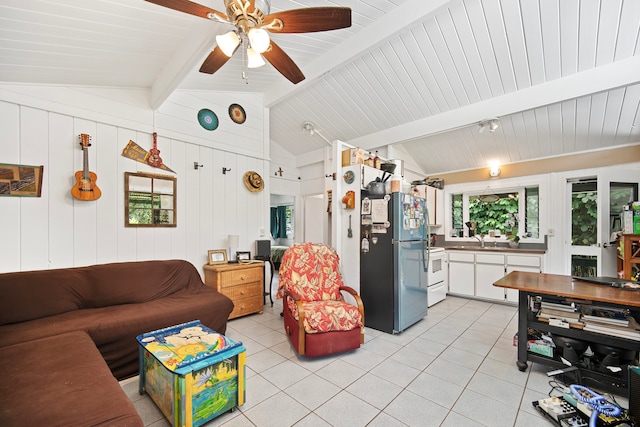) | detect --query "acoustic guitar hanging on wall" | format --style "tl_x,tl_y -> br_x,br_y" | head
71,133 -> 102,201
